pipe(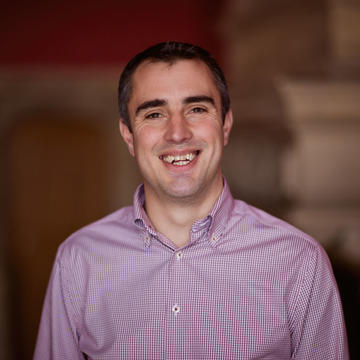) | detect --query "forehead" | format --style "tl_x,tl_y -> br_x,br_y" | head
129,59 -> 220,104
